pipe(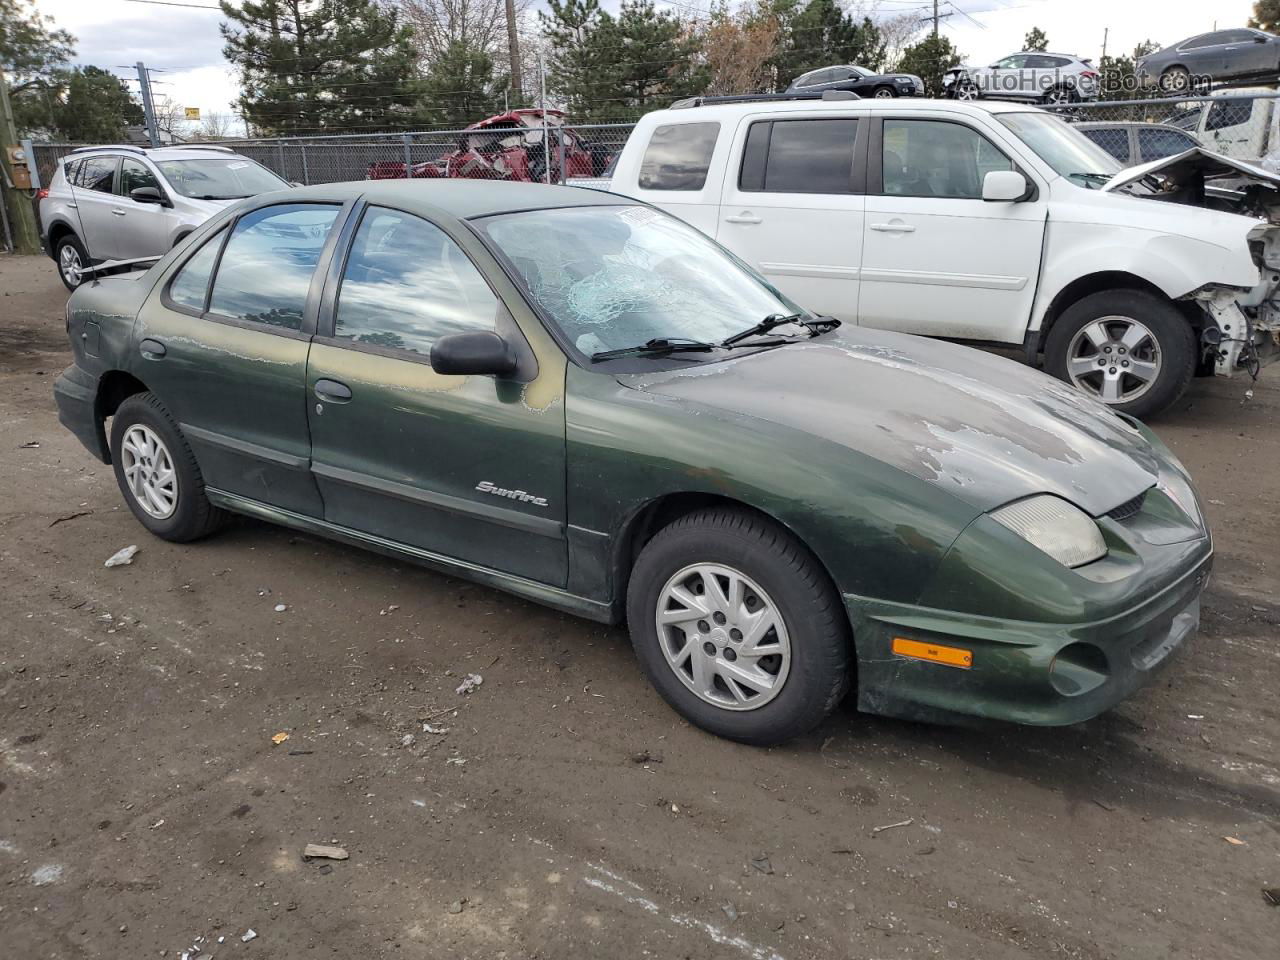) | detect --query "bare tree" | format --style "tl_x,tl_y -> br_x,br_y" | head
196,111 -> 236,140
149,94 -> 192,142
703,3 -> 780,97
399,0 -> 534,100
860,5 -> 922,72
